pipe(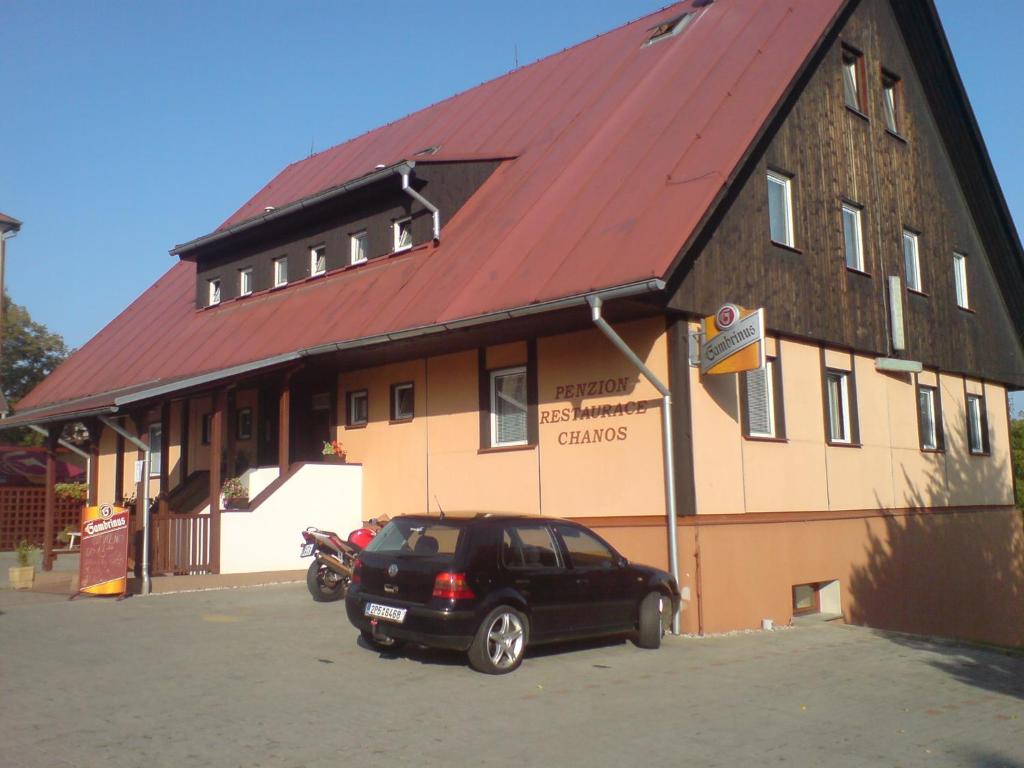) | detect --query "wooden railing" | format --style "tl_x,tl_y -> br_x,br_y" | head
151,513 -> 211,575
0,487 -> 83,551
